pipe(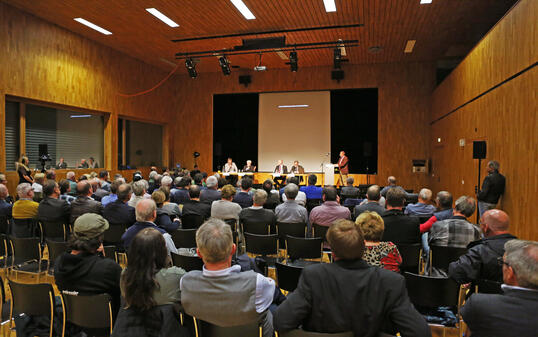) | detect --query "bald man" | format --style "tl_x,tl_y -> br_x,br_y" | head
449,209 -> 517,288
